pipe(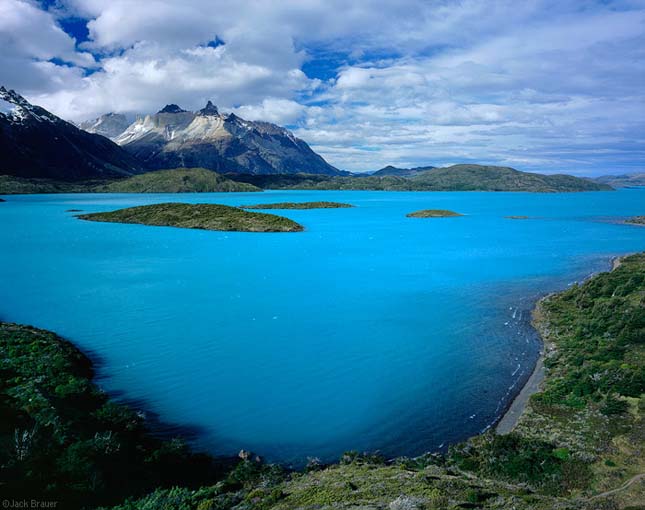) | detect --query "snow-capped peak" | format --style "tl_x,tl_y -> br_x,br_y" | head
0,86 -> 59,124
